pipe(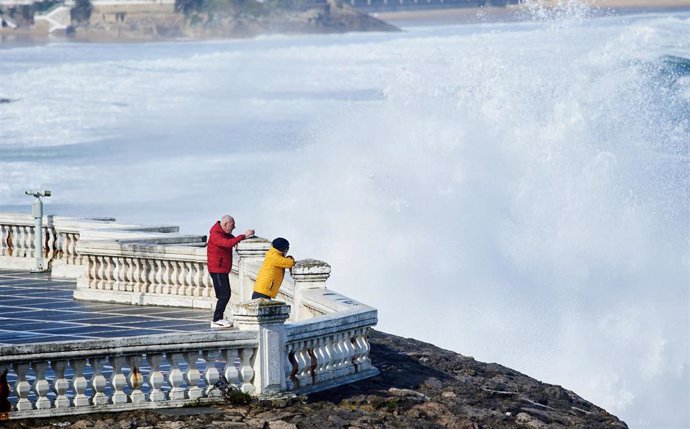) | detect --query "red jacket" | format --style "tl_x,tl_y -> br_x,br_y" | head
207,221 -> 246,274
